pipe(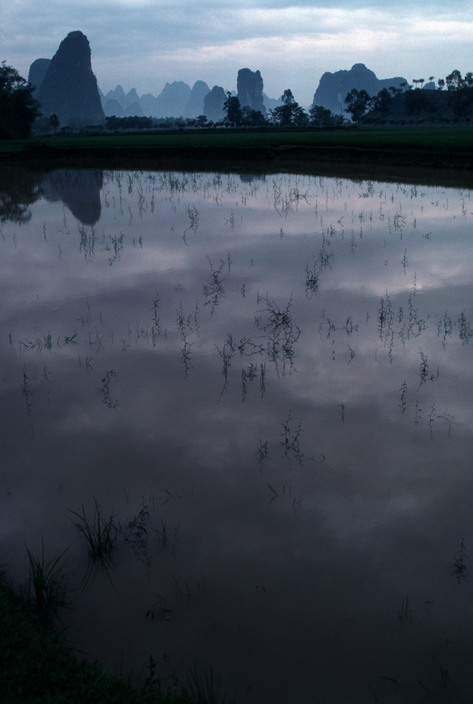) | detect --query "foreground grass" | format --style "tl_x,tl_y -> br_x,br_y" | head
2,126 -> 472,188
1,125 -> 473,156
0,574 -> 192,704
